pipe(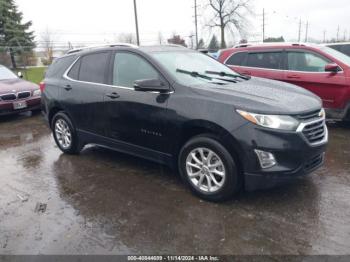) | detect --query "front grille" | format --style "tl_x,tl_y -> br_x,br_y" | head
302,119 -> 326,144
305,154 -> 324,172
1,94 -> 16,101
296,110 -> 321,121
17,91 -> 31,99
